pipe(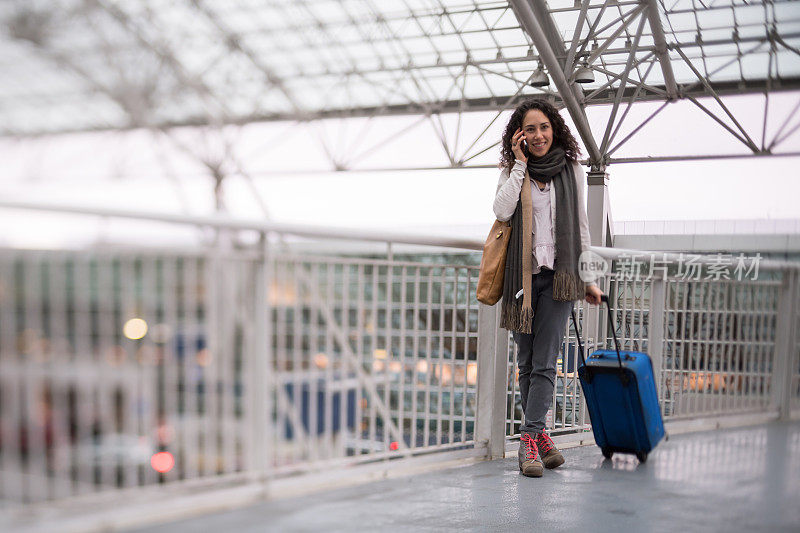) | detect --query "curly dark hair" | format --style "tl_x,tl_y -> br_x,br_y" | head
499,99 -> 581,170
